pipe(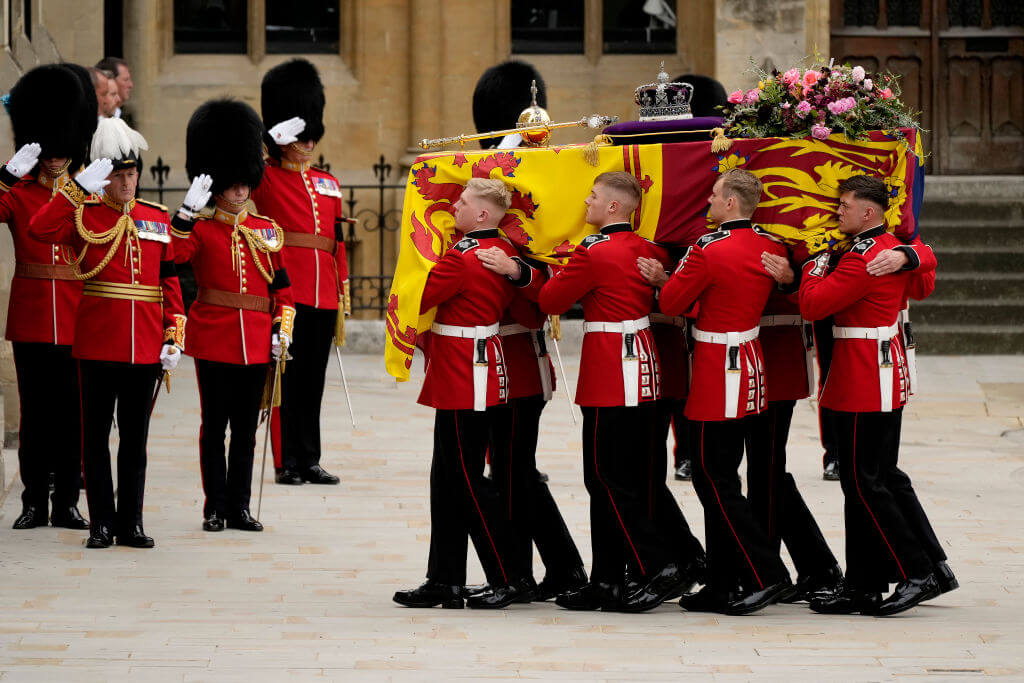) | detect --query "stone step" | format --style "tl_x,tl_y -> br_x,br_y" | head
919,199 -> 1024,224
916,324 -> 1024,354
918,223 -> 1024,248
911,299 -> 1024,326
932,273 -> 1024,300
934,246 -> 1024,272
